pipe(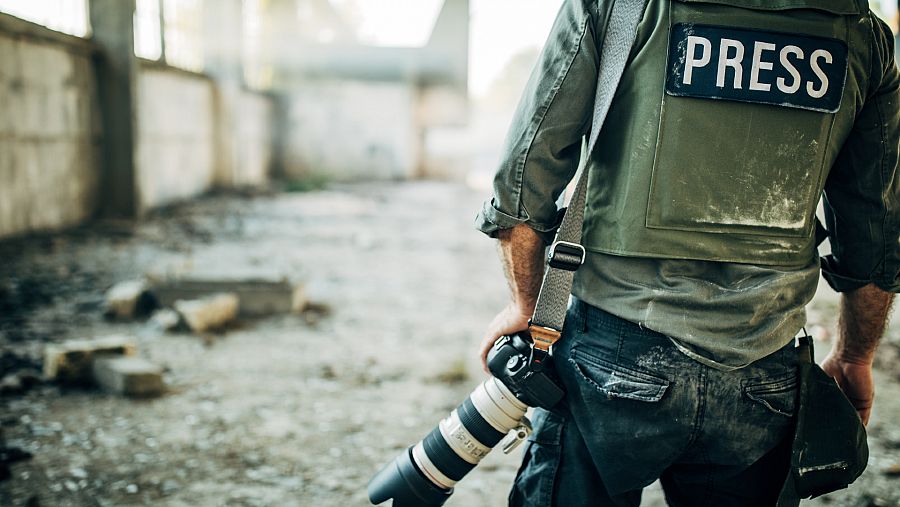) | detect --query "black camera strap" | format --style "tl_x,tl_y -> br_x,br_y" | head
529,0 -> 649,356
